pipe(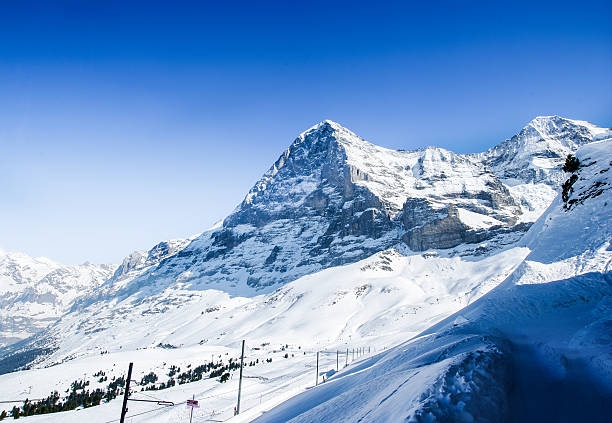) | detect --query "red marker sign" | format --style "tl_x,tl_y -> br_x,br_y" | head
186,399 -> 200,408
